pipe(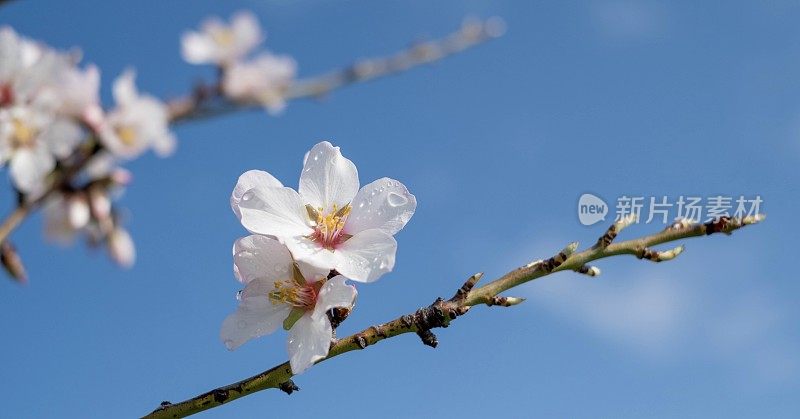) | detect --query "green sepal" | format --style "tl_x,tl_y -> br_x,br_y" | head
283,307 -> 305,330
